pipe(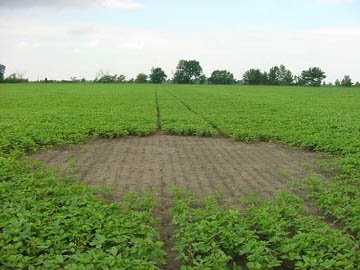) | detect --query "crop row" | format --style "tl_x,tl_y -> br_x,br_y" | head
0,83 -> 157,154
165,85 -> 360,241
0,84 -> 164,269
0,157 -> 165,269
171,187 -> 359,270
156,89 -> 217,136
